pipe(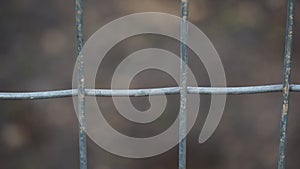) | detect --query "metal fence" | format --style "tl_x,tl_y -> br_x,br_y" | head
0,0 -> 296,169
